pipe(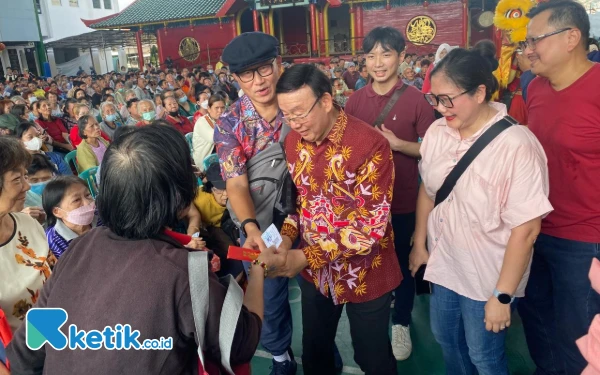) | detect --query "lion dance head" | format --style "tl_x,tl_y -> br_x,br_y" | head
493,0 -> 538,44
